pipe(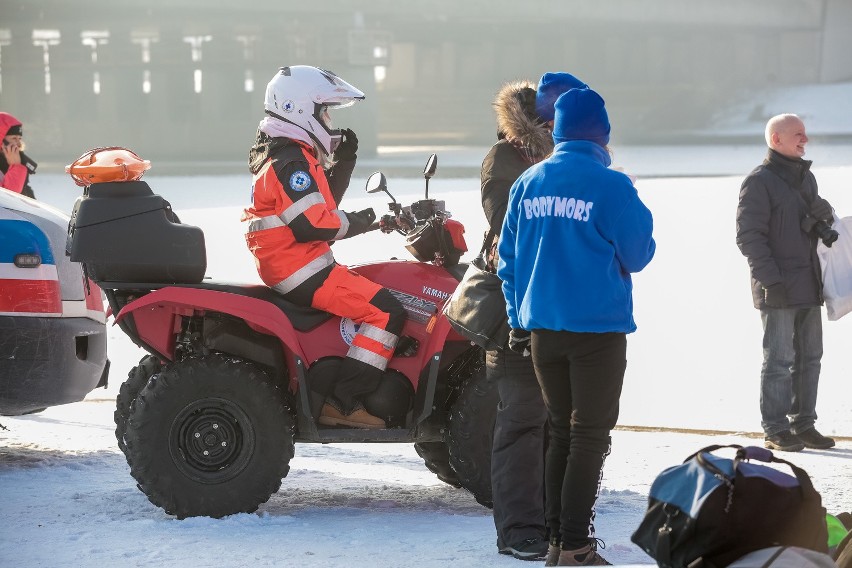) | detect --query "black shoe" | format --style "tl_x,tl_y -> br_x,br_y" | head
498,537 -> 549,560
765,430 -> 805,452
794,428 -> 836,449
